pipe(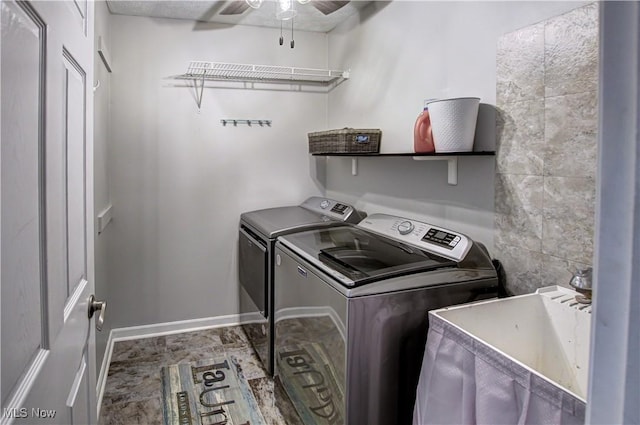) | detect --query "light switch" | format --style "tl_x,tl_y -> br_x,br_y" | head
97,204 -> 113,234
